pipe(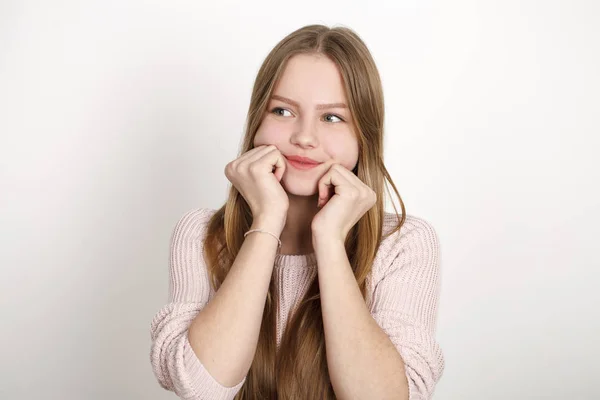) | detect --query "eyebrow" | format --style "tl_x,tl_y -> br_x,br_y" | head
271,94 -> 348,110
